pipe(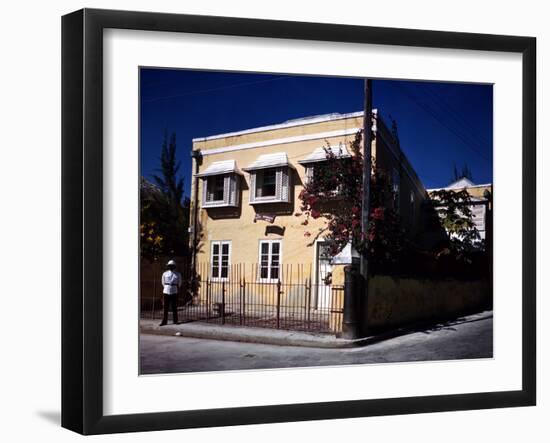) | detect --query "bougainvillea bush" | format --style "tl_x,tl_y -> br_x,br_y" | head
297,131 -> 405,273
